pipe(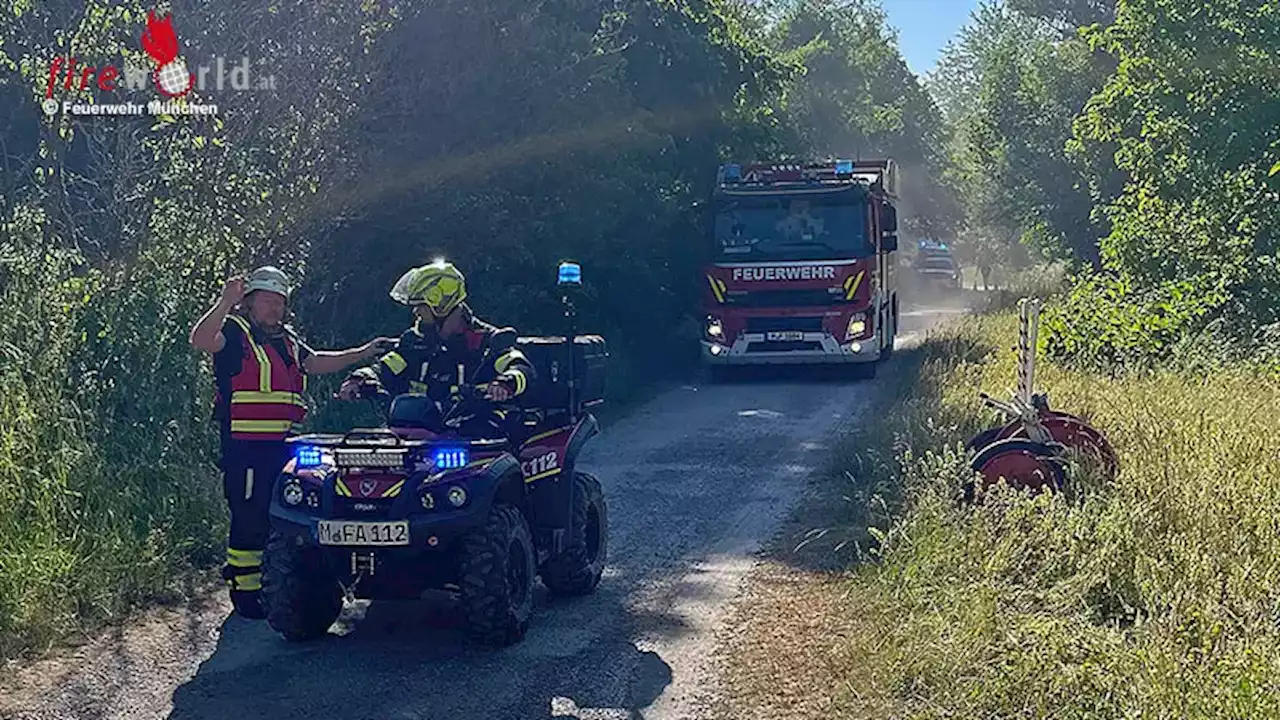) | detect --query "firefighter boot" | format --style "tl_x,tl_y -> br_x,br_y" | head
222,561 -> 267,619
